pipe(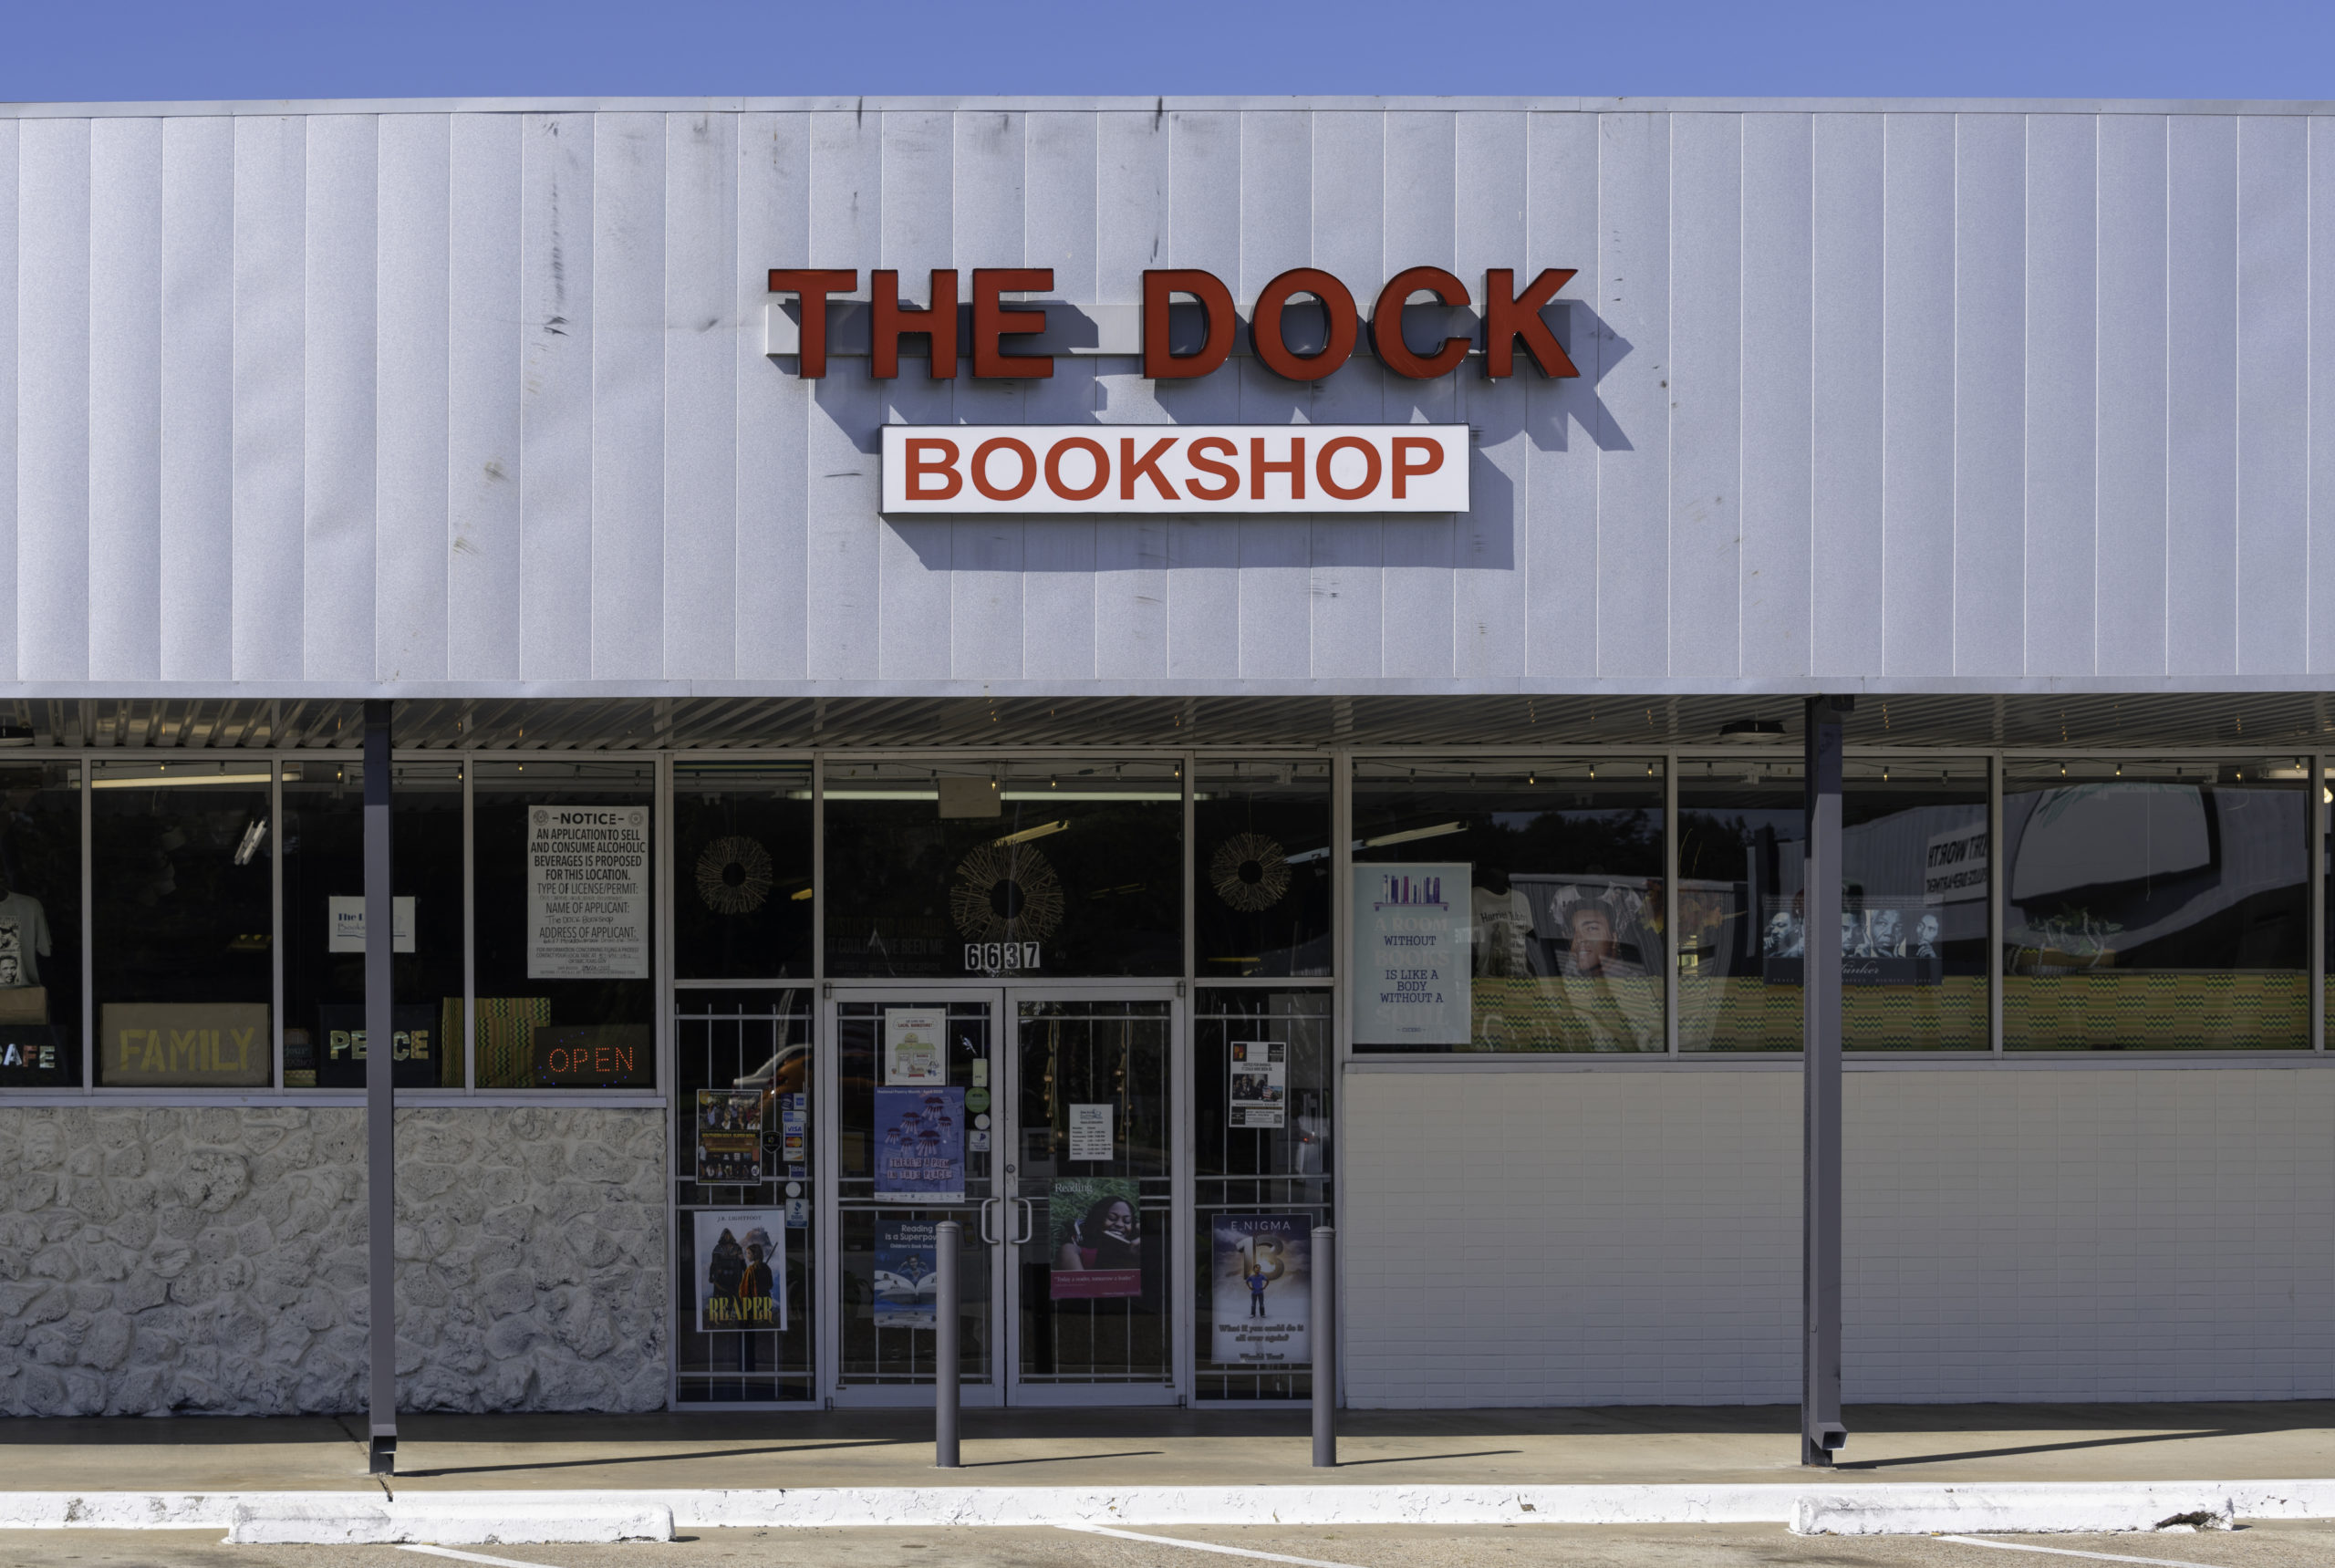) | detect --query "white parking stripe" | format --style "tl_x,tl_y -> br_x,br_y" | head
1057,1523 -> 1374,1568
398,1546 -> 561,1568
1939,1534 -> 2230,1568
